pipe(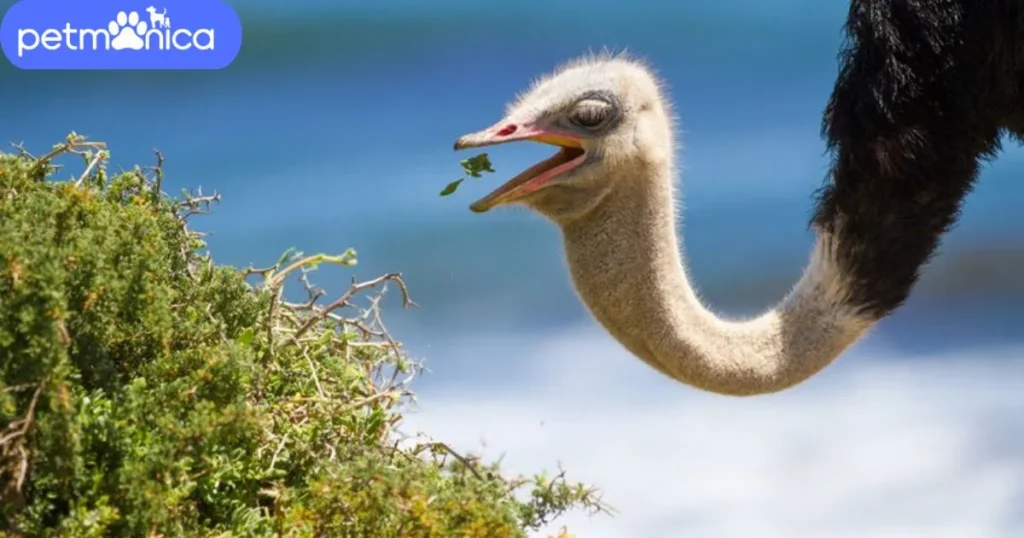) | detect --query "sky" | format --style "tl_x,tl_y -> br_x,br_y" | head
2,0 -> 1022,535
